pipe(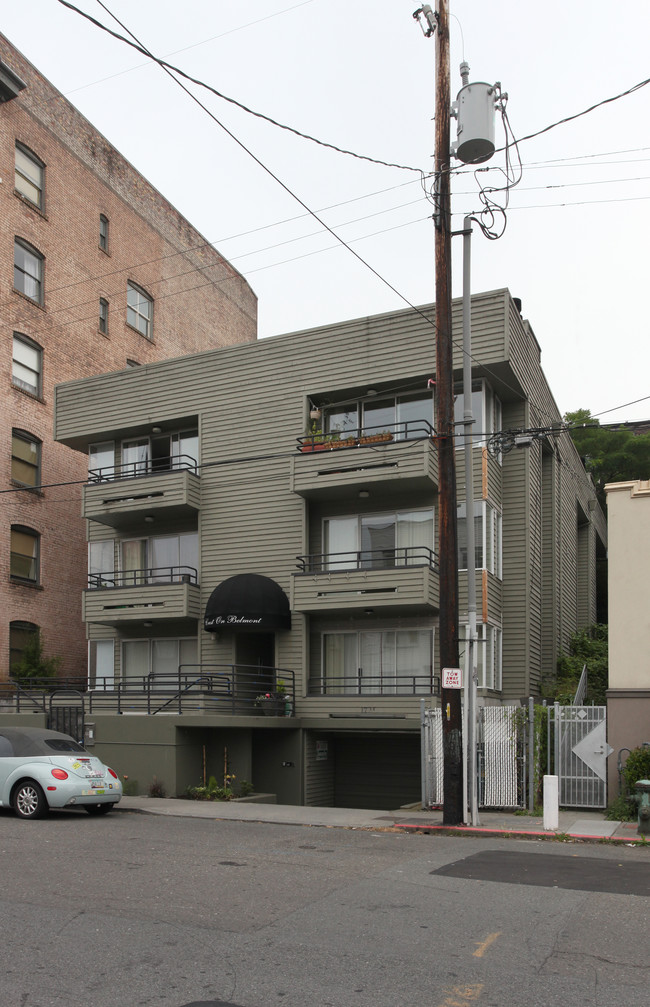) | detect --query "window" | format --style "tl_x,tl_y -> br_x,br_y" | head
321,630 -> 434,695
11,430 -> 41,487
99,214 -> 109,252
14,239 -> 43,304
454,381 -> 503,453
323,508 -> 434,571
324,391 -> 433,441
122,437 -> 150,476
459,623 -> 502,690
10,526 -> 40,583
458,501 -> 502,576
15,144 -> 44,208
121,638 -> 198,689
88,640 -> 114,690
119,533 -> 198,585
88,441 -> 115,481
99,297 -> 109,334
88,540 -> 115,588
12,334 -> 42,396
153,429 -> 198,473
9,621 -> 38,670
127,282 -> 153,338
